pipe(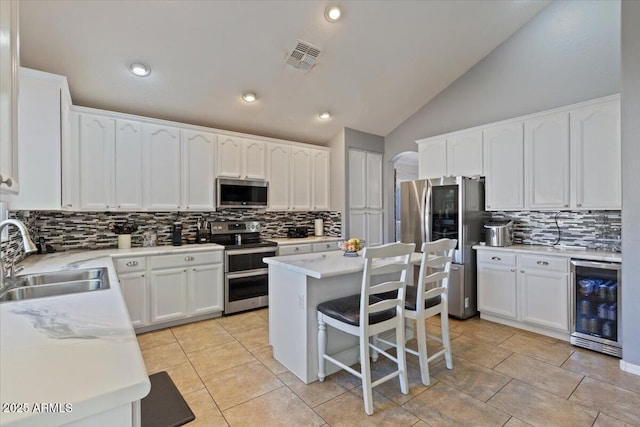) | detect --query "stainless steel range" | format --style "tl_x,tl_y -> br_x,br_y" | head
209,221 -> 277,314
